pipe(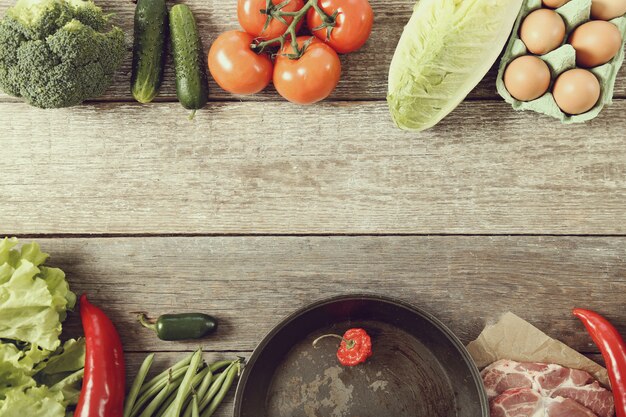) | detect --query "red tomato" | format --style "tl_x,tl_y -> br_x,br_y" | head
208,31 -> 273,95
238,0 -> 305,40
273,36 -> 341,105
307,0 -> 374,54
